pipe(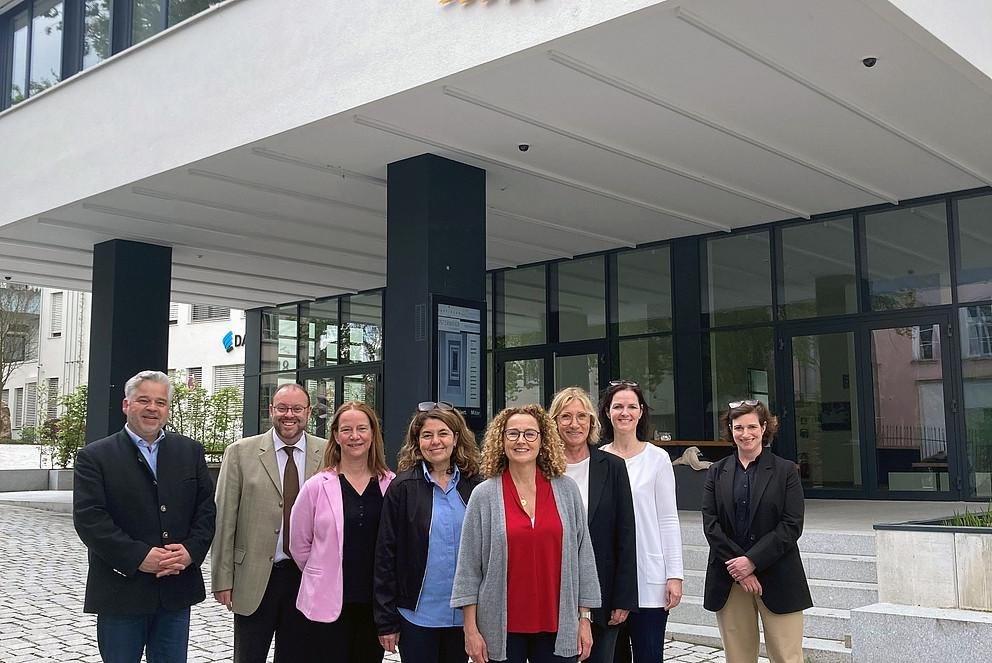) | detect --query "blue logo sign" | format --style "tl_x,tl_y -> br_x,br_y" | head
222,331 -> 245,353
